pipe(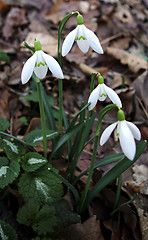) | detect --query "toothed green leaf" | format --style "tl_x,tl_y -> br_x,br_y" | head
18,164 -> 63,203
0,220 -> 17,240
17,200 -> 58,235
21,152 -> 47,172
0,117 -> 10,132
0,157 -> 20,189
0,138 -> 26,160
25,129 -> 59,147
